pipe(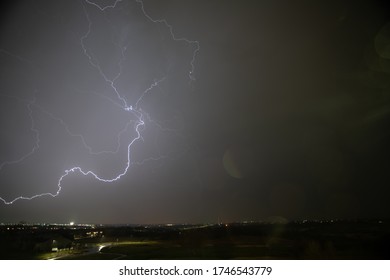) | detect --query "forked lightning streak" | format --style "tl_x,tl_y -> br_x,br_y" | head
0,0 -> 199,205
